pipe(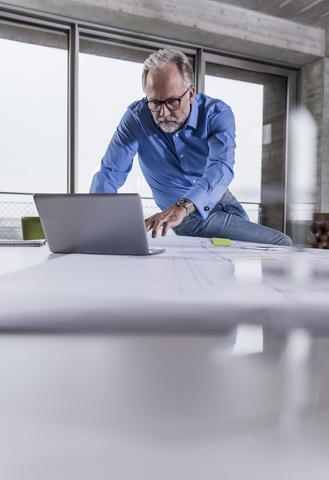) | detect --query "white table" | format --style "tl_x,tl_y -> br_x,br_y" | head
0,241 -> 52,276
0,236 -> 329,333
1,238 -> 329,479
